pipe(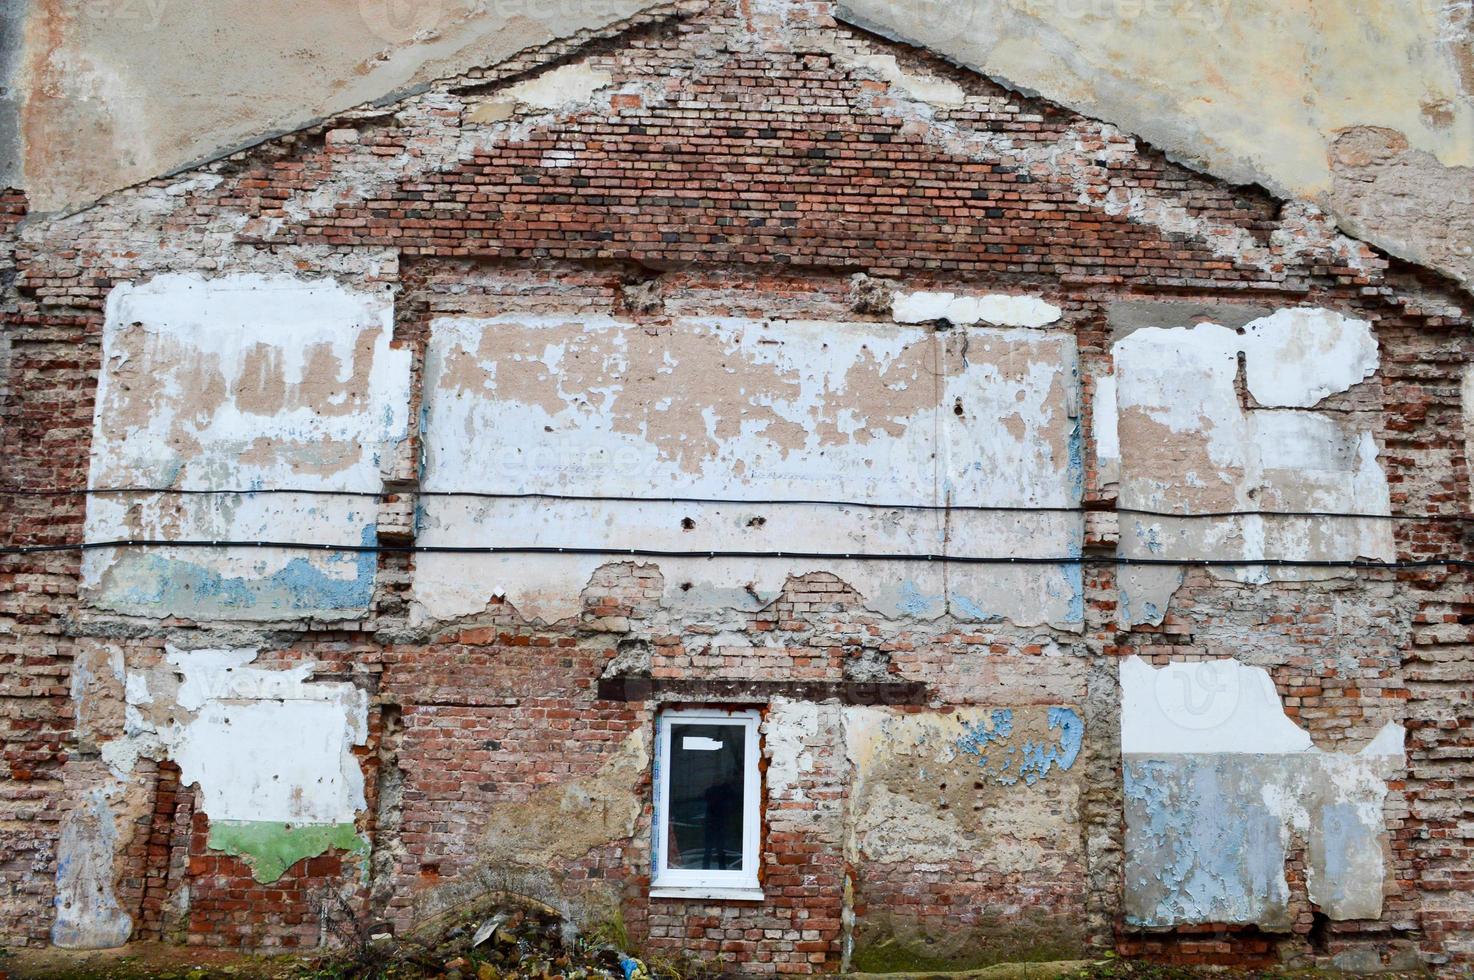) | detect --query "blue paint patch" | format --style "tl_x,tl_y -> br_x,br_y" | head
1058,561 -> 1085,624
1015,707 -> 1084,785
1122,755 -> 1291,928
955,709 -> 1015,763
898,580 -> 942,616
1318,802 -> 1377,913
1118,585 -> 1165,627
954,707 -> 1082,788
101,524 -> 377,617
1067,378 -> 1085,498
950,594 -> 1002,622
1135,523 -> 1165,555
